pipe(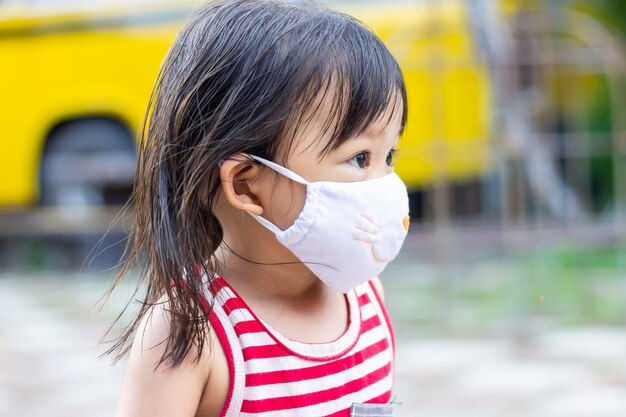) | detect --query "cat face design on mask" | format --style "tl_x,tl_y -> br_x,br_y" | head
247,155 -> 410,293
353,213 -> 410,263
